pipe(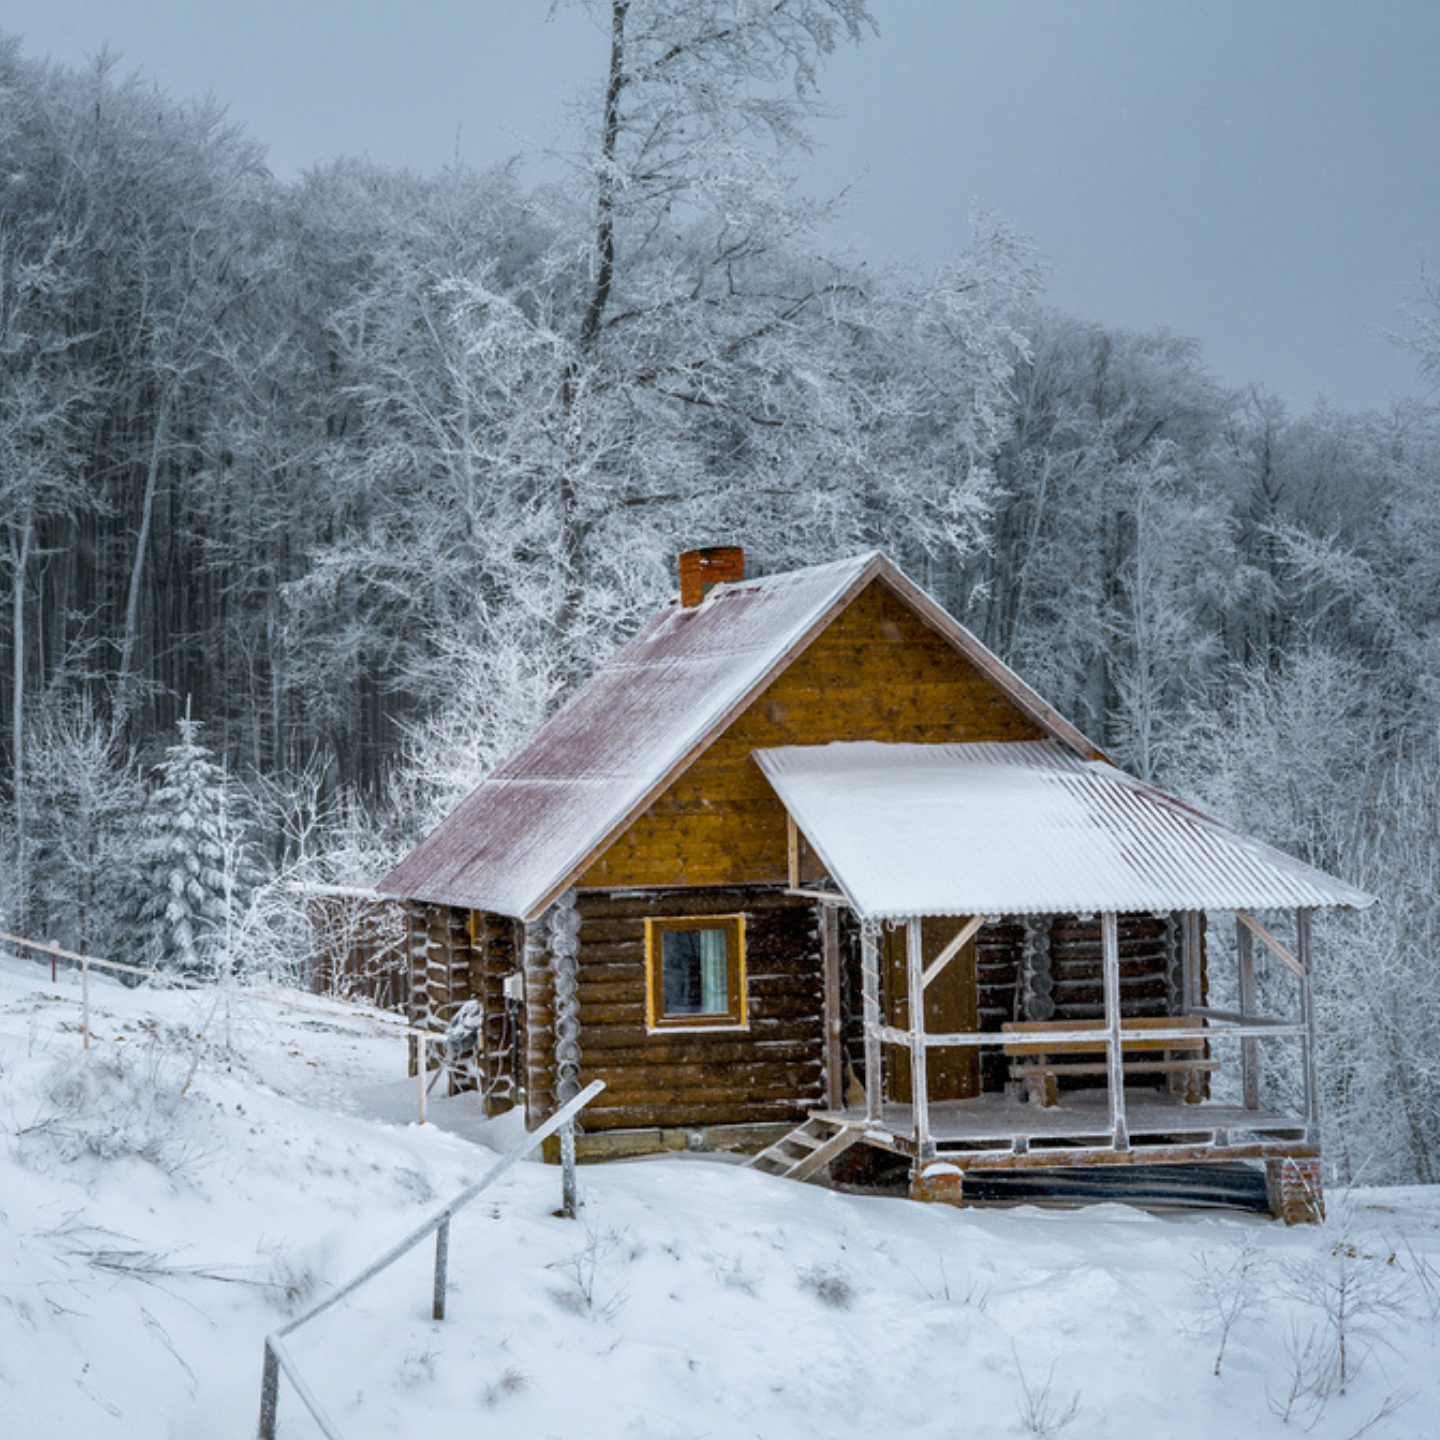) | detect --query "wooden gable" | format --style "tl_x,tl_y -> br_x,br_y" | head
578,576 -> 1048,890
